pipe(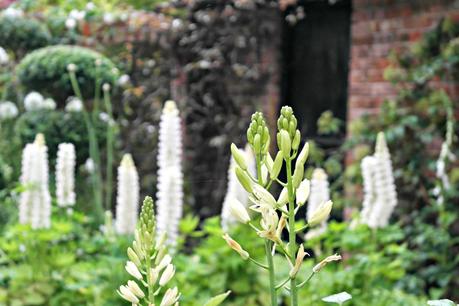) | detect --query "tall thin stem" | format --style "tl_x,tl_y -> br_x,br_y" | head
256,154 -> 277,306
286,159 -> 298,306
103,88 -> 114,211
69,71 -> 104,221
